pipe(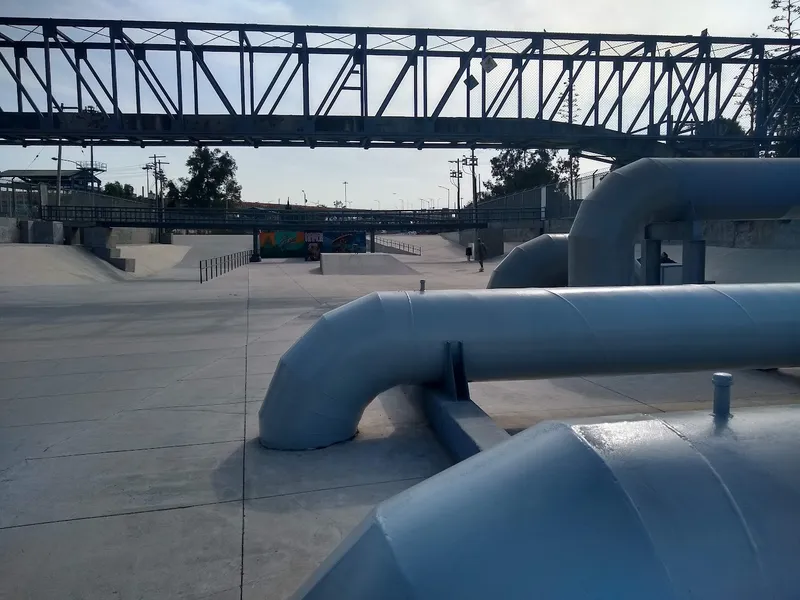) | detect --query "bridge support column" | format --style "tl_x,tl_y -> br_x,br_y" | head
641,239 -> 662,285
369,229 -> 376,253
250,228 -> 262,263
682,240 -> 706,284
